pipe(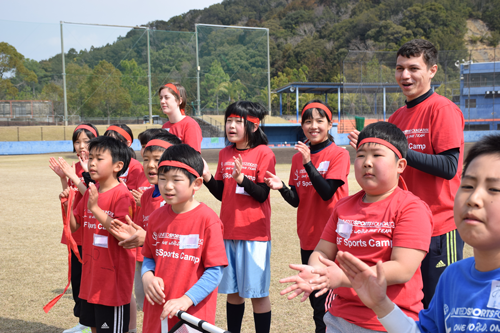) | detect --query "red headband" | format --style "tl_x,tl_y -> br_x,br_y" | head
228,114 -> 260,125
158,160 -> 200,178
302,103 -> 332,121
107,126 -> 132,144
145,139 -> 172,150
75,125 -> 97,138
358,138 -> 403,159
164,83 -> 185,116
